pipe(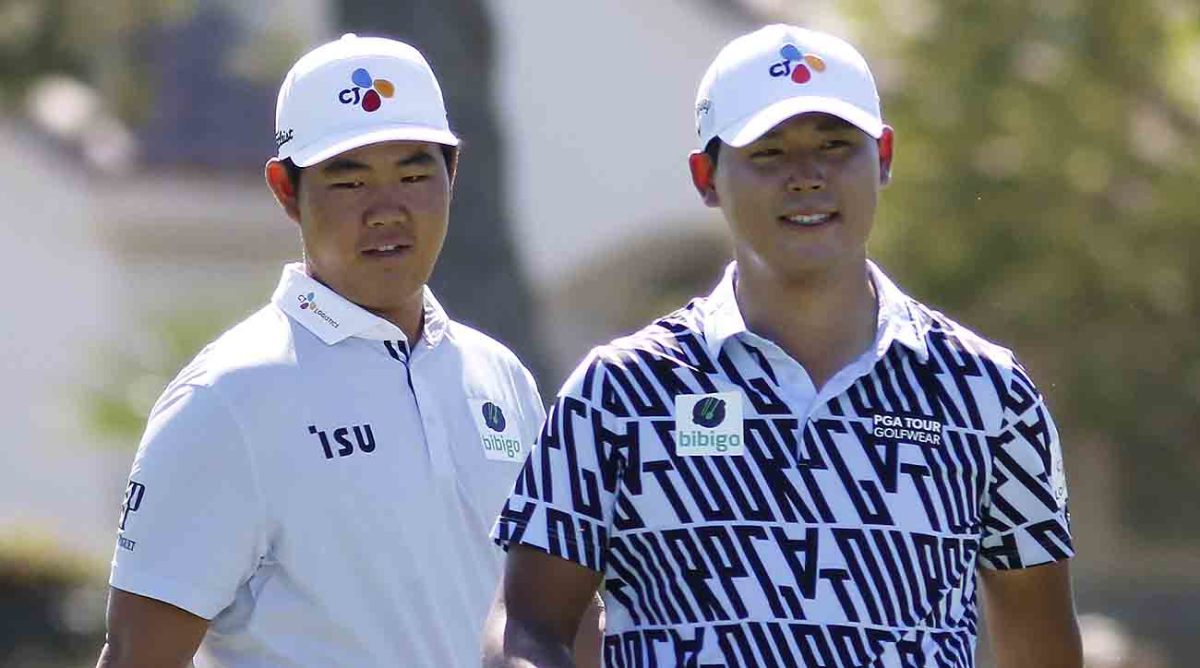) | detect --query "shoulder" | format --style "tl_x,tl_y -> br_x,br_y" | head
907,298 -> 1043,423
915,301 -> 1019,368
158,305 -> 300,406
446,320 -> 535,376
444,320 -> 543,406
607,300 -> 707,363
447,320 -> 526,365
557,300 -> 707,401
